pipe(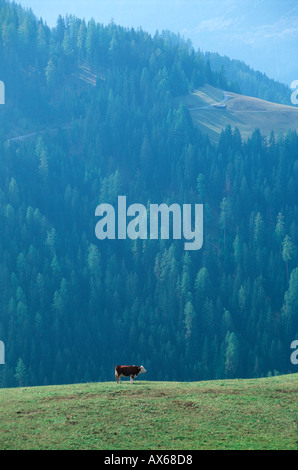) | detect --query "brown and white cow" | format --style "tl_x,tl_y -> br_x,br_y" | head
115,365 -> 146,383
